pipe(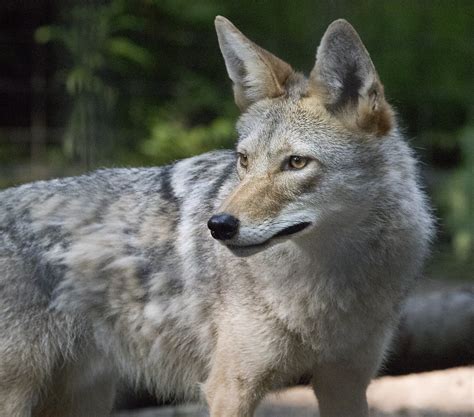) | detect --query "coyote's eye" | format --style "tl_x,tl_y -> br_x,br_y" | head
238,153 -> 248,169
288,156 -> 308,170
